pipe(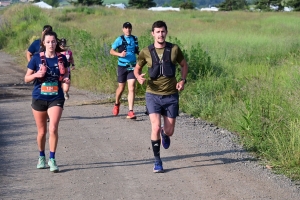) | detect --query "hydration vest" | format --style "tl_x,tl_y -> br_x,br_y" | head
61,50 -> 72,67
39,52 -> 66,82
148,42 -> 176,79
61,50 -> 71,62
118,35 -> 139,54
